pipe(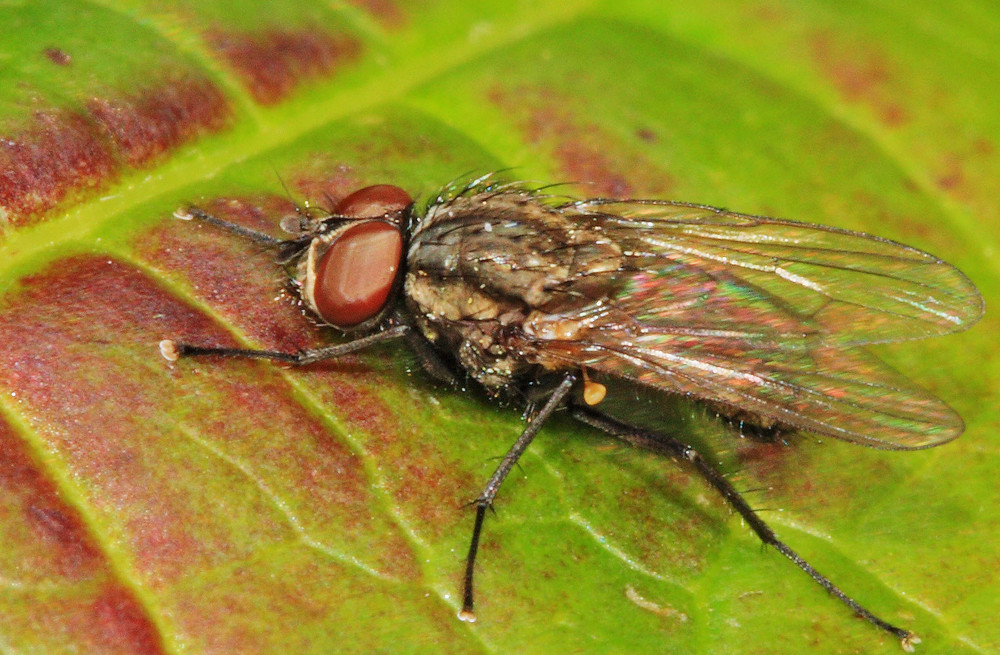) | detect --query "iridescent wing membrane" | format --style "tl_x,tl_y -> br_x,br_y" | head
527,200 -> 984,449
